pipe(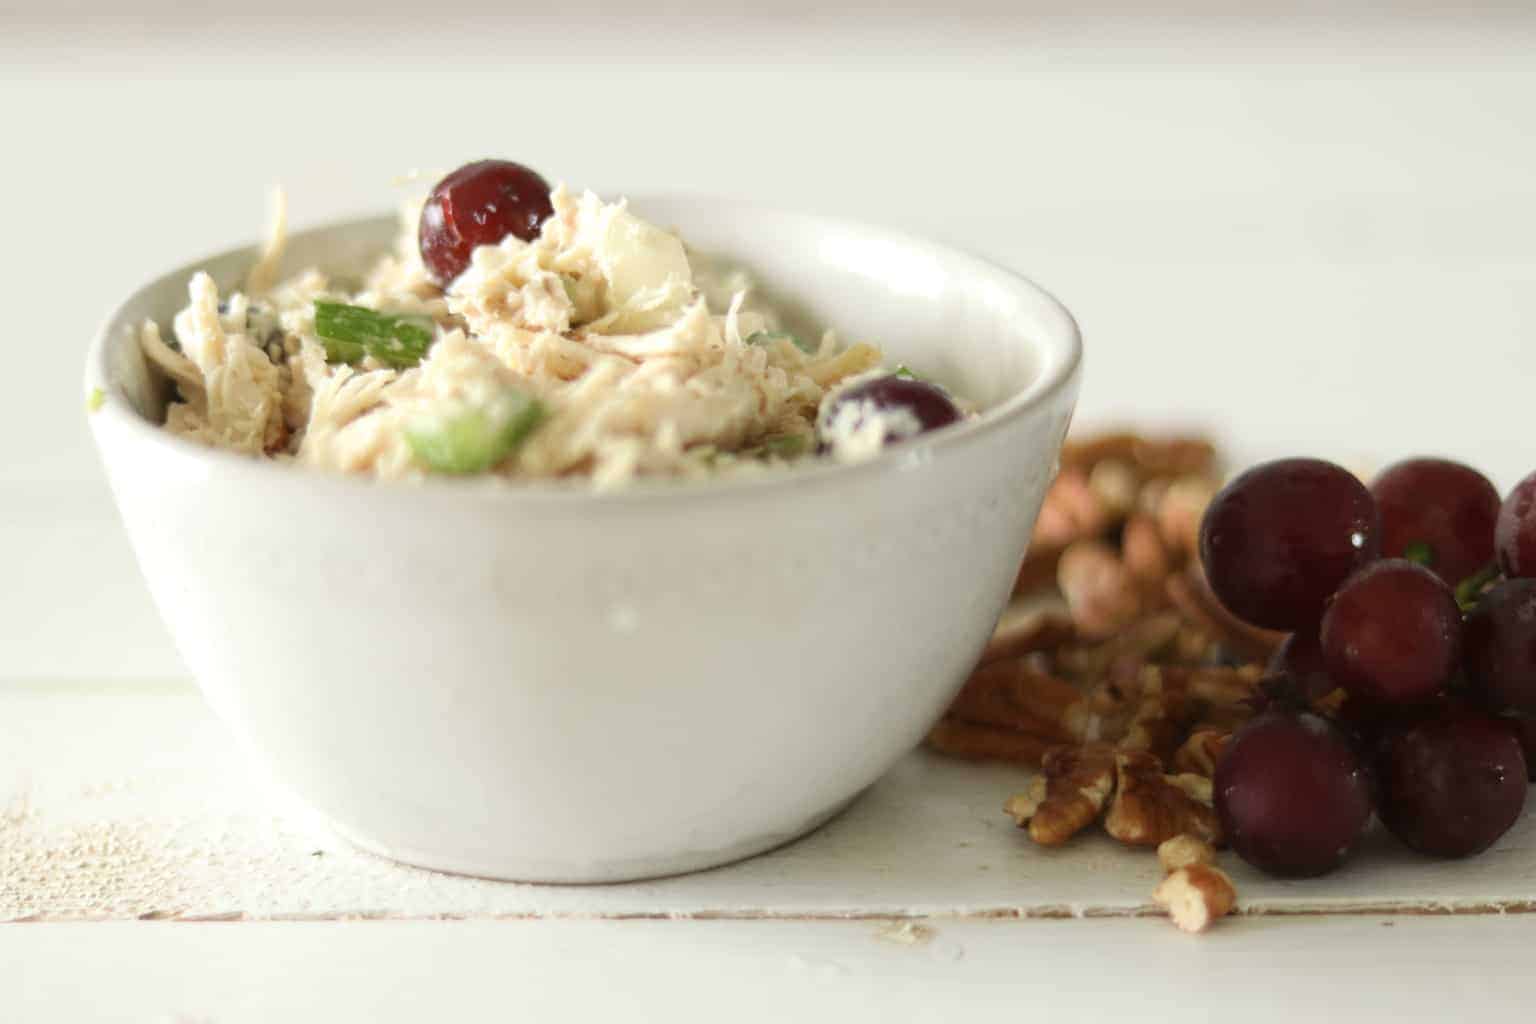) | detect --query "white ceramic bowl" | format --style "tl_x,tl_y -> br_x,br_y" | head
85,198 -> 1082,883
